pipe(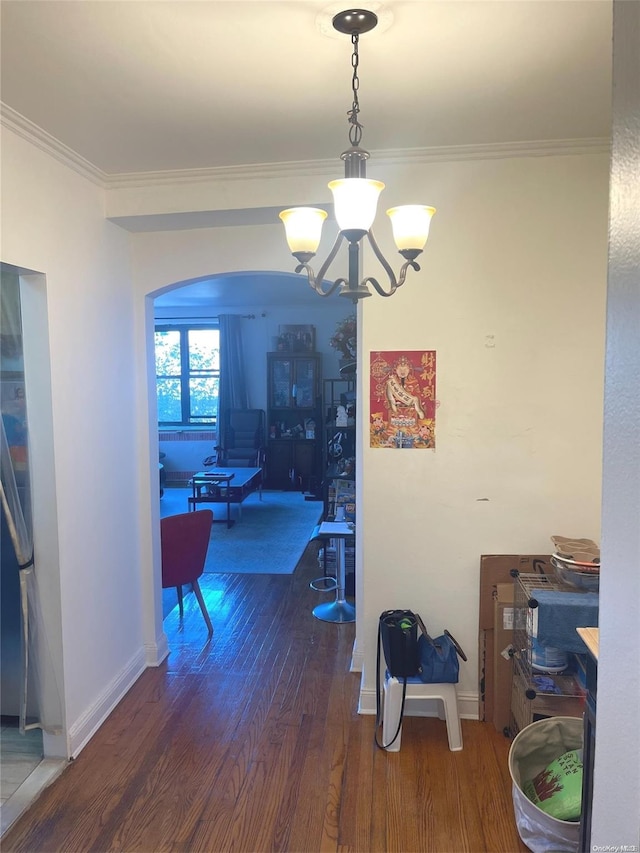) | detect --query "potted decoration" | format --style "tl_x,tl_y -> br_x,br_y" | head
329,314 -> 357,374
